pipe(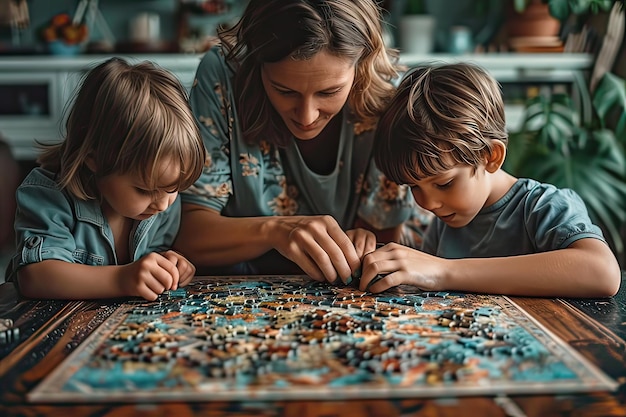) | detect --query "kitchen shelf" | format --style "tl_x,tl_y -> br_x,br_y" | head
0,53 -> 594,160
